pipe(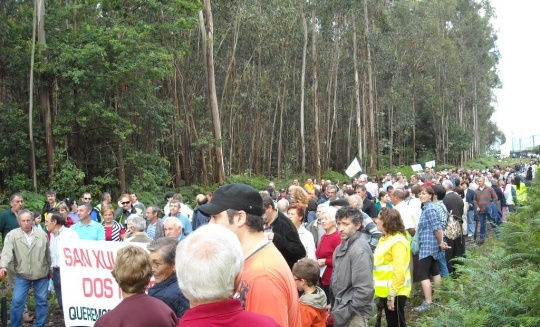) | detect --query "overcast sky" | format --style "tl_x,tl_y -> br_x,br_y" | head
490,0 -> 539,153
